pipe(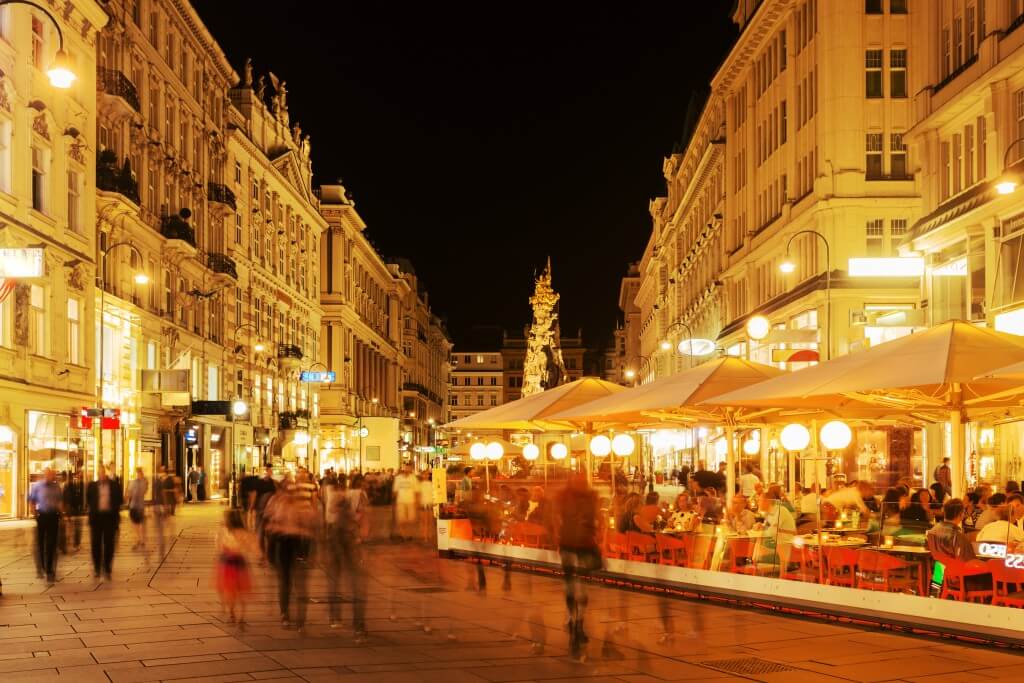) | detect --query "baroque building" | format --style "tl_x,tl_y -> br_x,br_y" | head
0,0 -> 107,518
